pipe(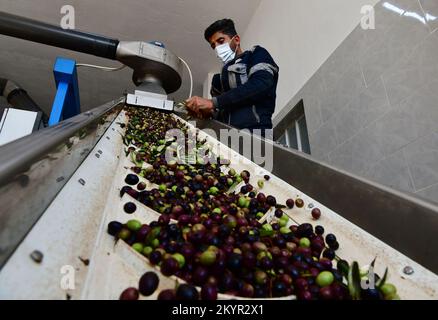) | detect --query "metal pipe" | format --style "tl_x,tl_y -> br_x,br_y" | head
0,11 -> 119,60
